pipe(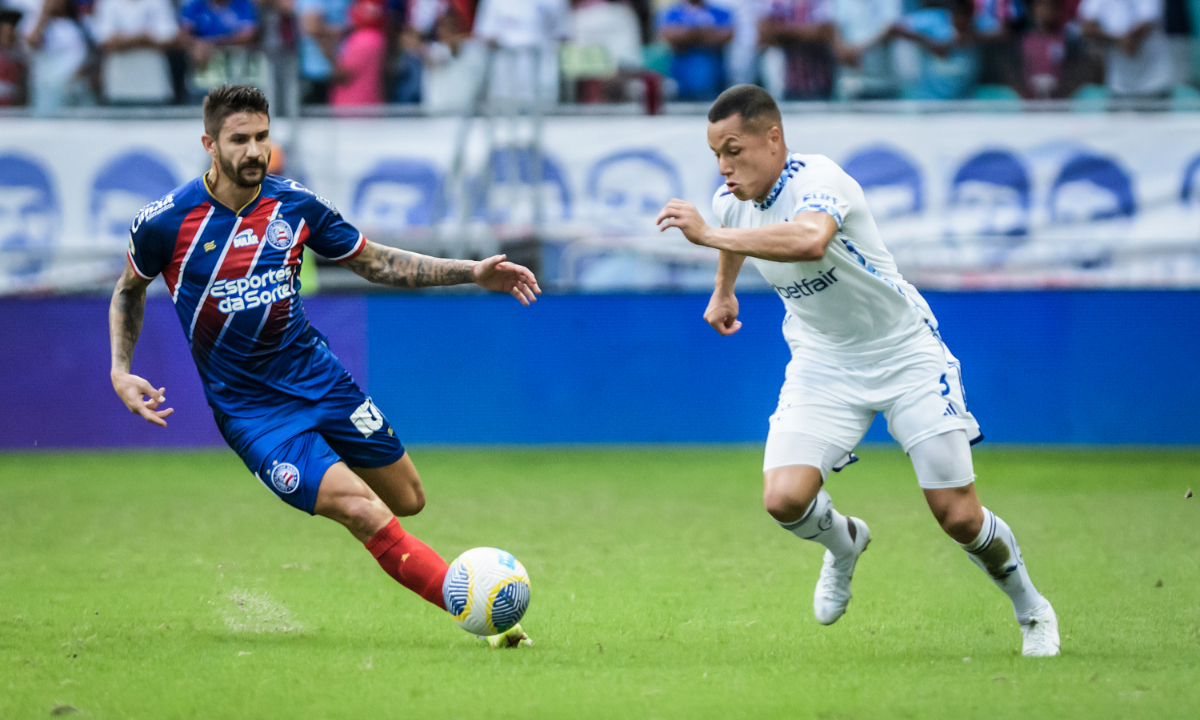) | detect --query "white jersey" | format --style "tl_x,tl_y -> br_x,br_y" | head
713,153 -> 938,365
